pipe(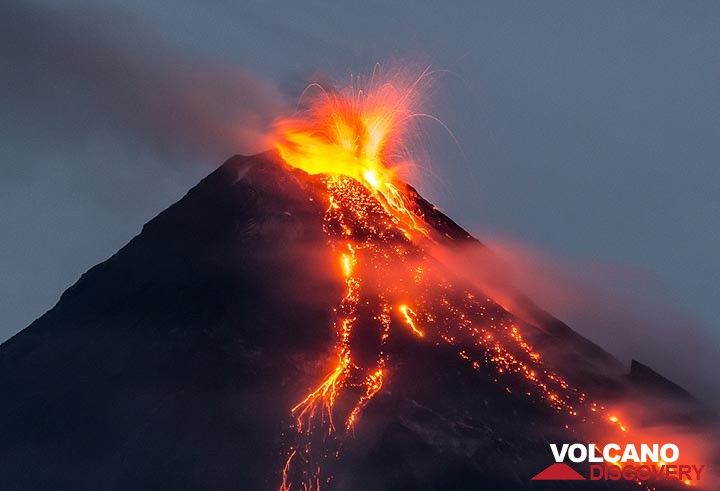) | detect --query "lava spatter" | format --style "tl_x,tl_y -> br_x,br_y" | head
273,71 -> 650,491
